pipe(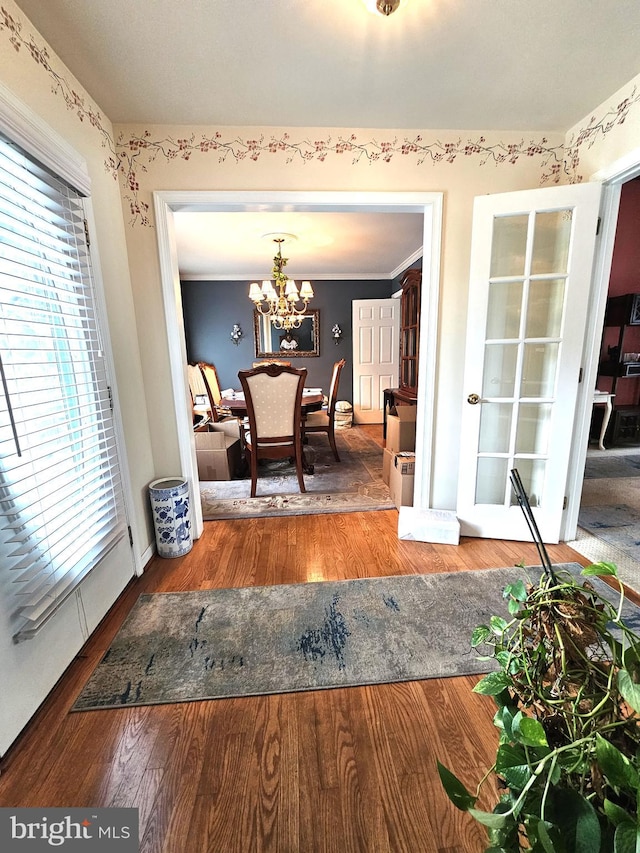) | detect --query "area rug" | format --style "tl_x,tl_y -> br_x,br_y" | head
72,563 -> 640,711
583,453 -> 640,479
579,503 -> 640,566
200,428 -> 394,520
578,450 -> 640,568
